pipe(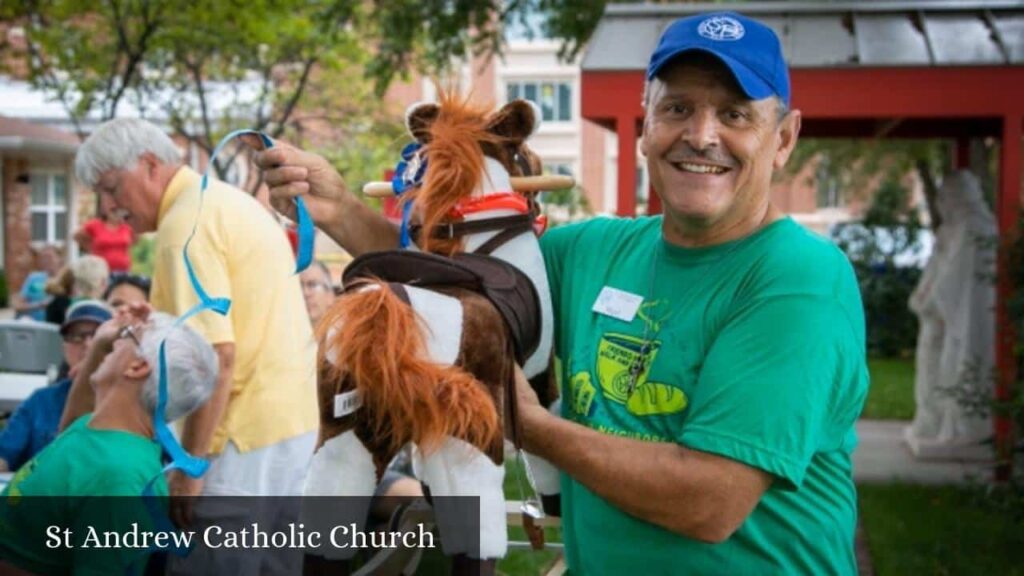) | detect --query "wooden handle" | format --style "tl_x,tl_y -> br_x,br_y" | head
362,174 -> 576,198
362,182 -> 395,197
509,174 -> 575,192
